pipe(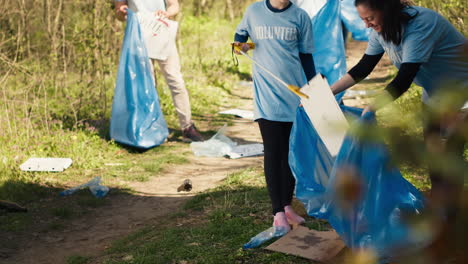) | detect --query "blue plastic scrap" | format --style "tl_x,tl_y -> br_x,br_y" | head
289,107 -> 426,260
243,226 -> 289,250
60,176 -> 109,198
110,9 -> 168,149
